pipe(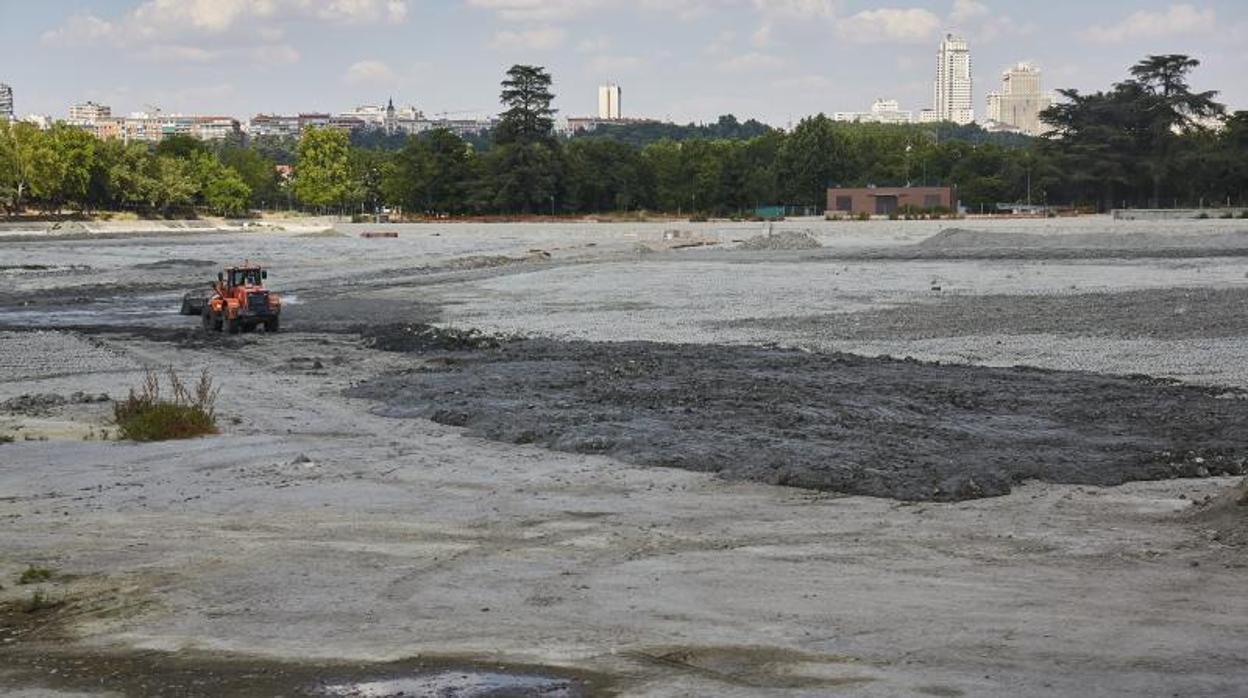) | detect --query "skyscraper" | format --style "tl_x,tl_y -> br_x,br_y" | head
985,63 -> 1053,136
598,83 -> 621,120
933,34 -> 973,125
0,83 -> 13,120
